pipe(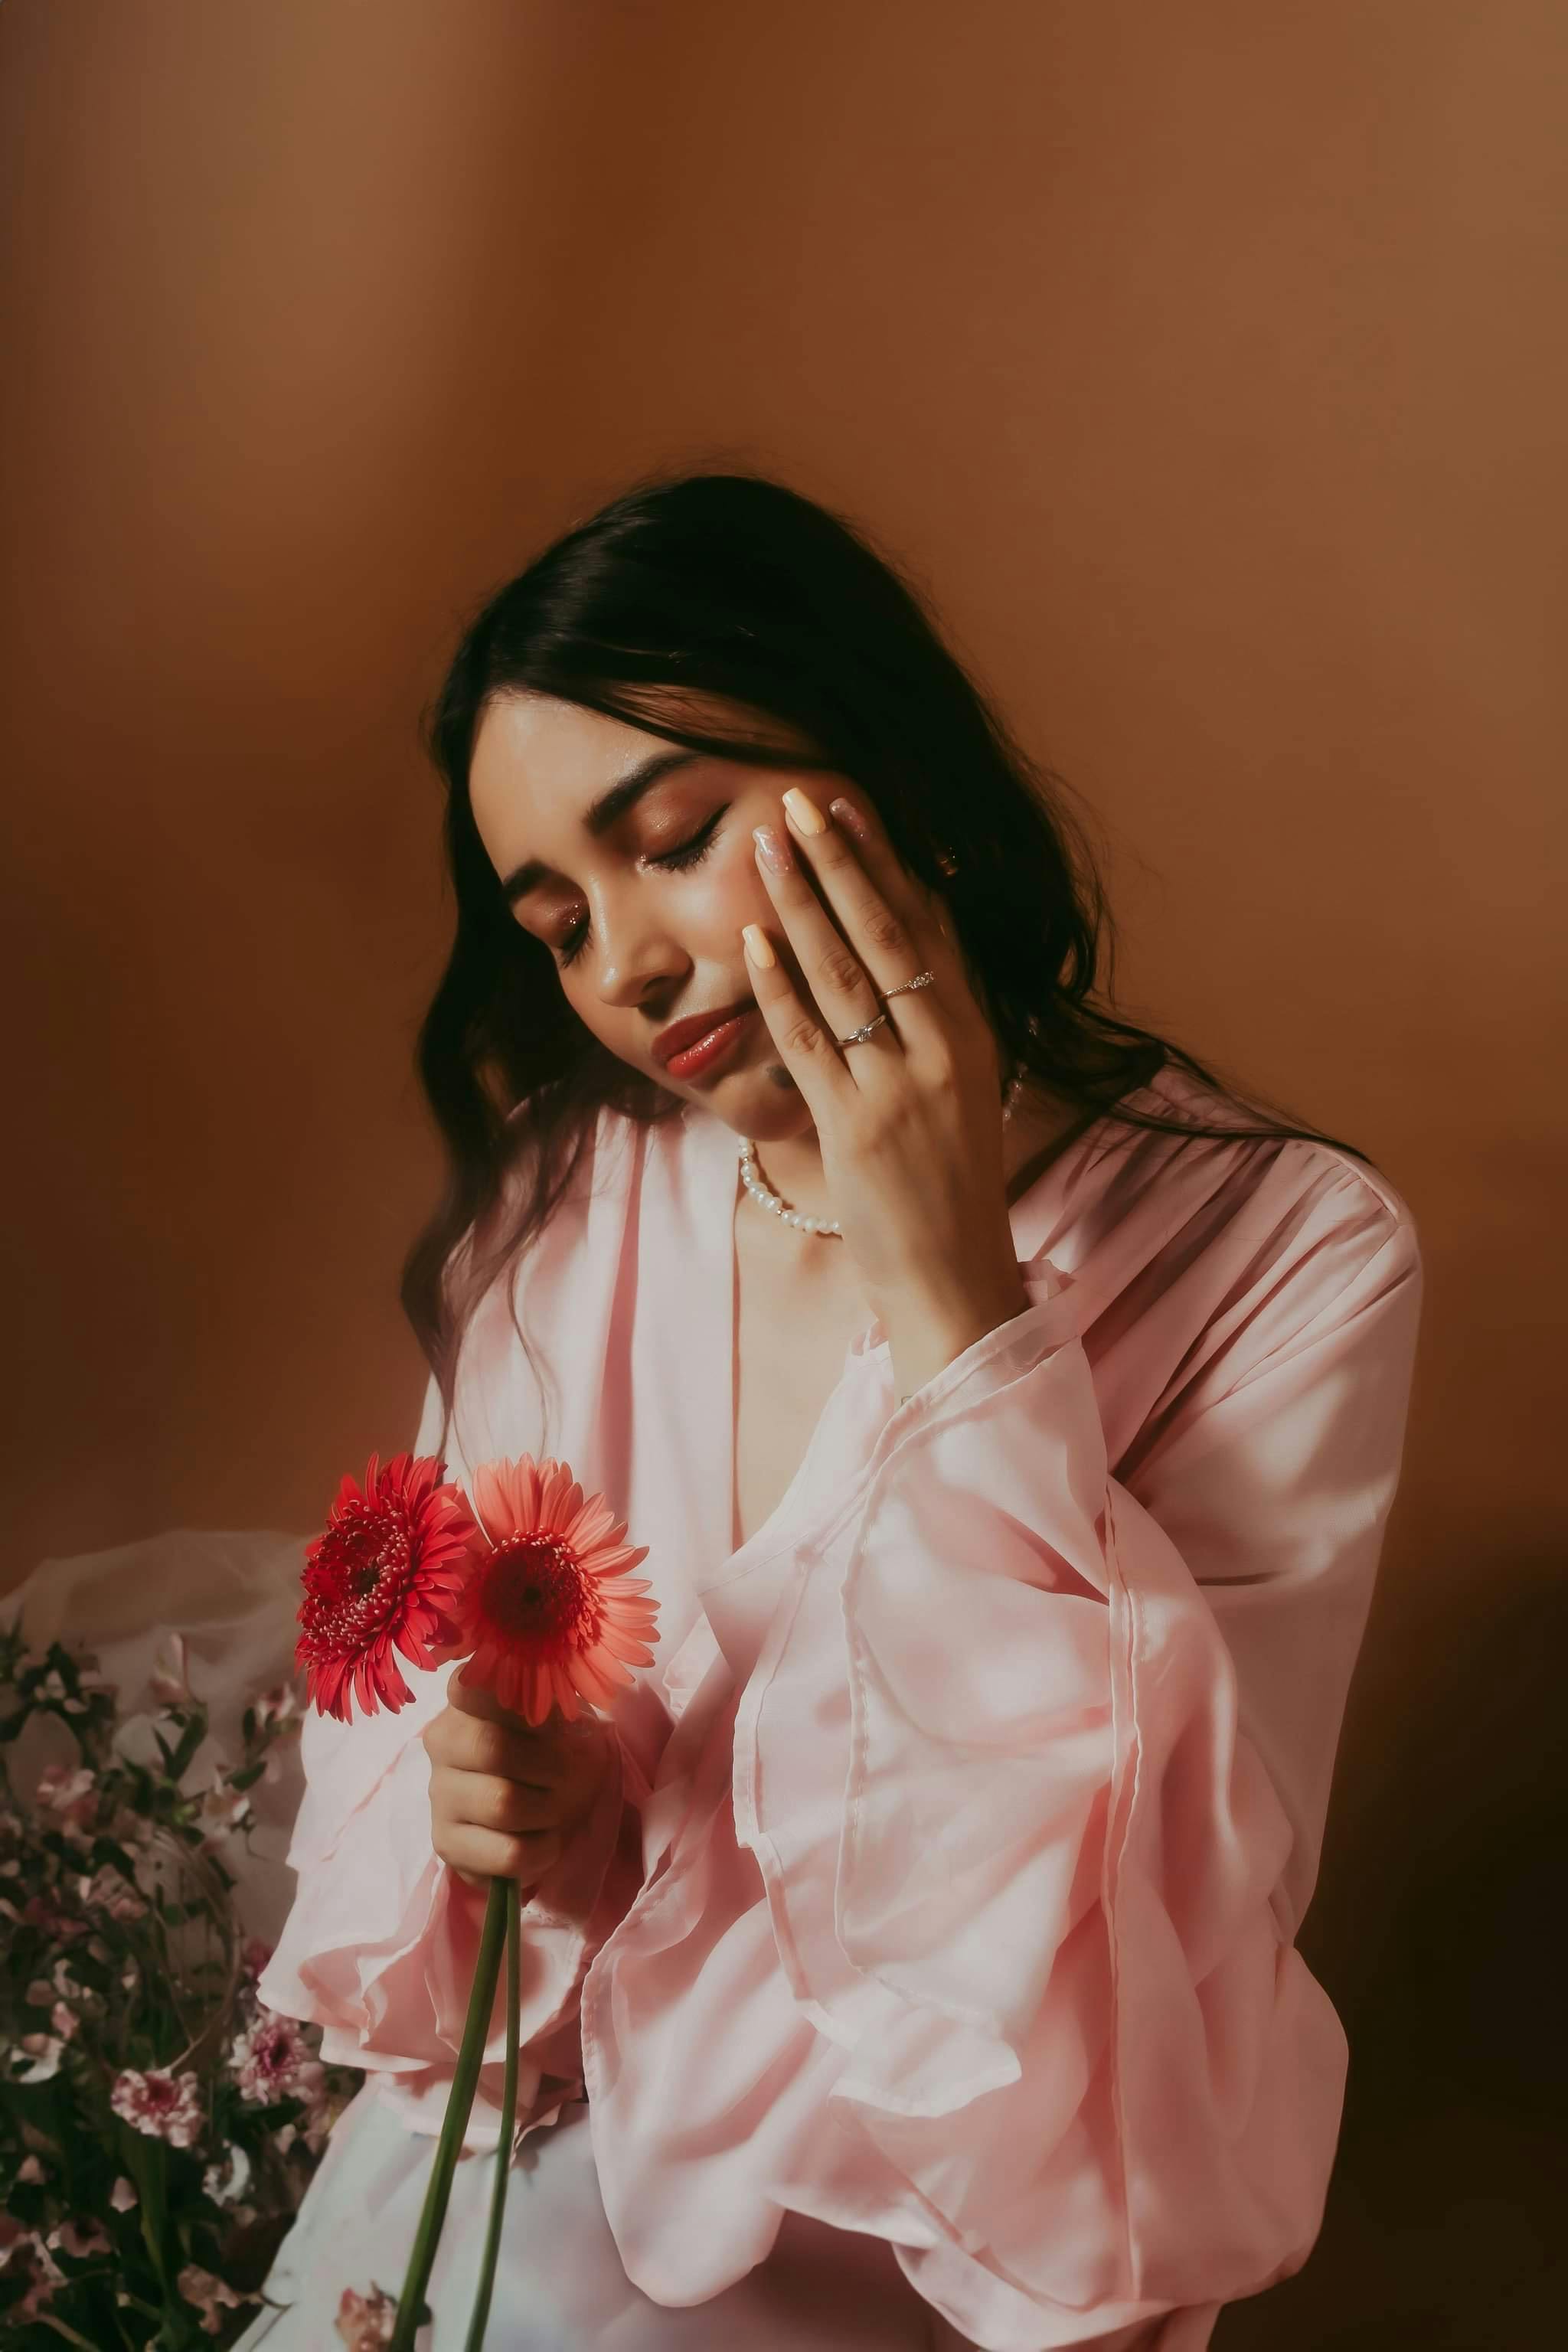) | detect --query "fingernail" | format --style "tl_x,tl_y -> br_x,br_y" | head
753,824 -> 790,873
828,796 -> 867,839
742,923 -> 776,968
782,787 -> 827,835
